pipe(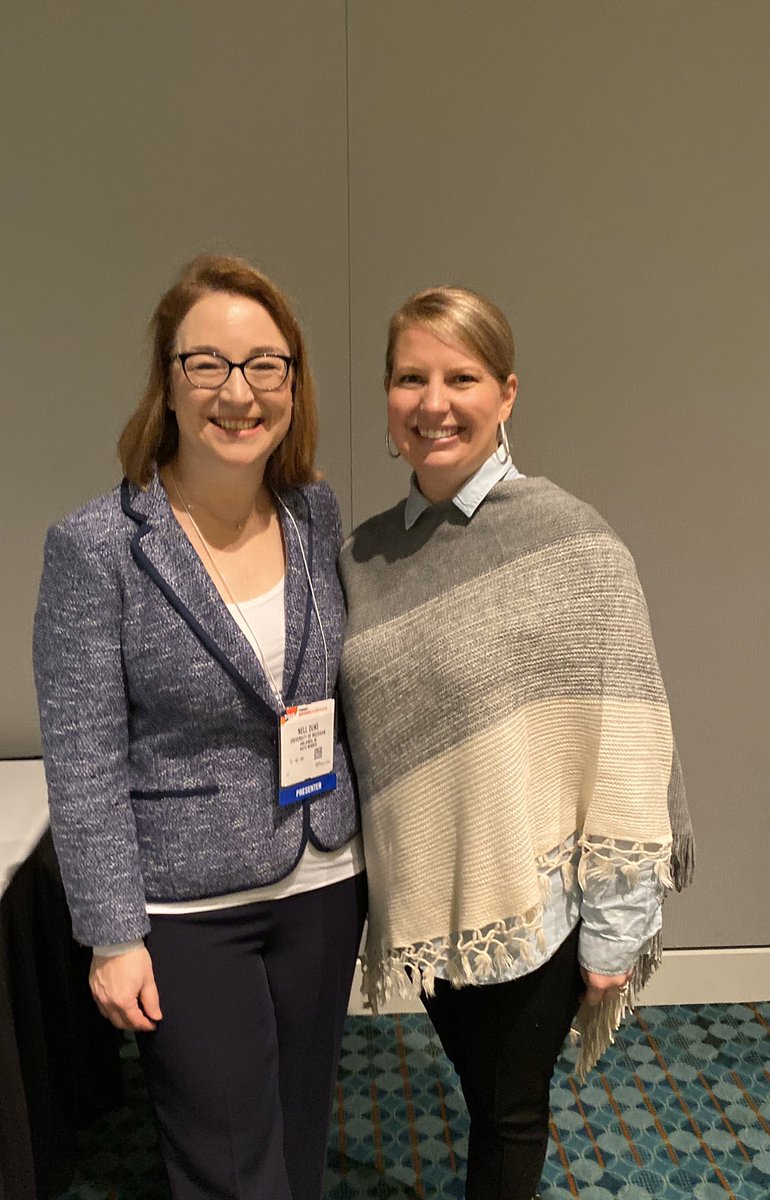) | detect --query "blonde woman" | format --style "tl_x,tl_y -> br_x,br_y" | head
339,286 -> 693,1200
